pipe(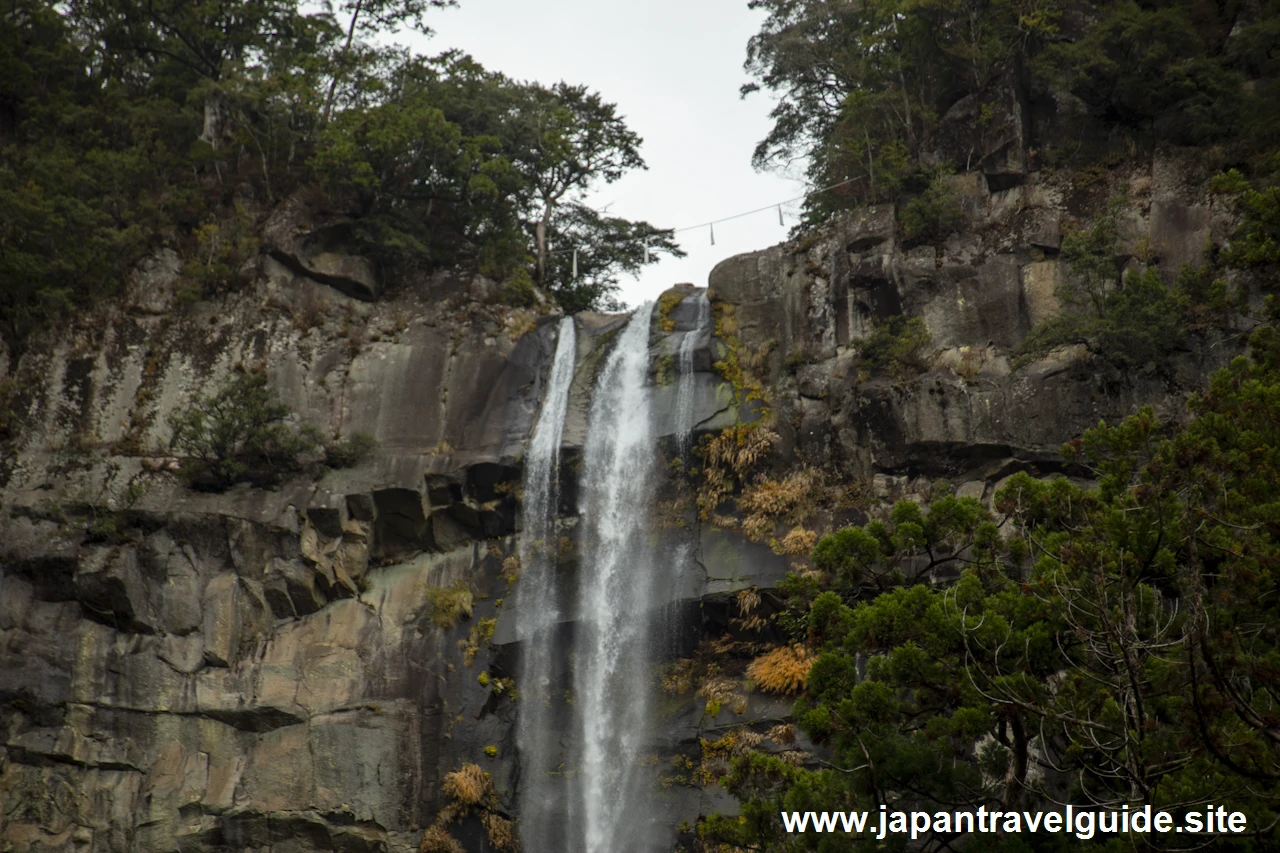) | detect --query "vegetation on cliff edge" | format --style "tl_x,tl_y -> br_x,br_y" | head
700,326 -> 1280,851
